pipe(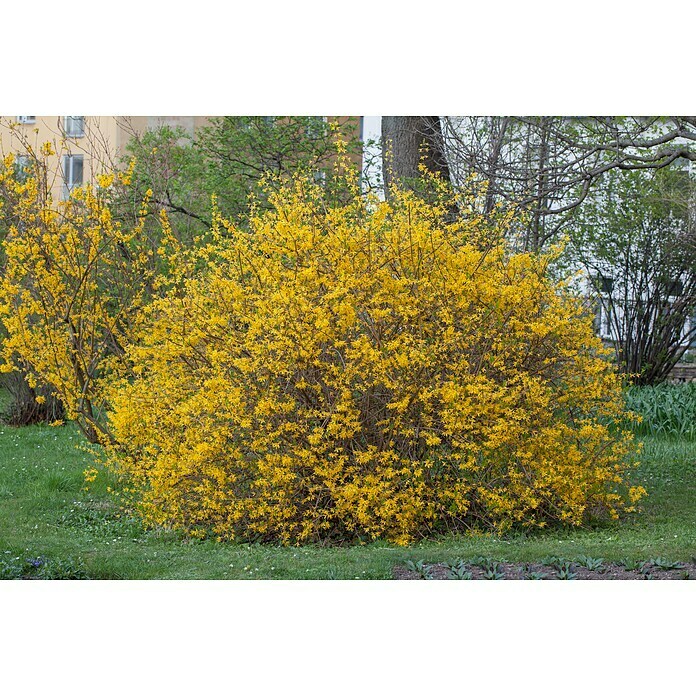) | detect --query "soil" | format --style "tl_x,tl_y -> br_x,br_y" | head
393,559 -> 696,580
